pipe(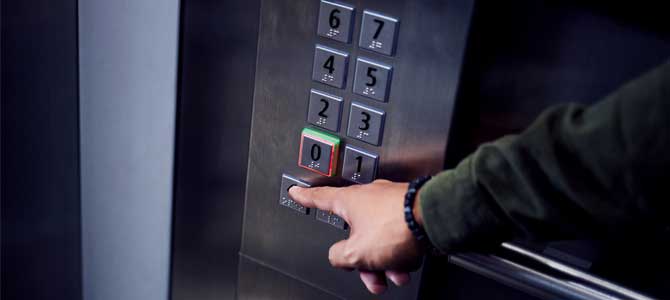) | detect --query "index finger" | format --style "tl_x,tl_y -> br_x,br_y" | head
289,186 -> 346,218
